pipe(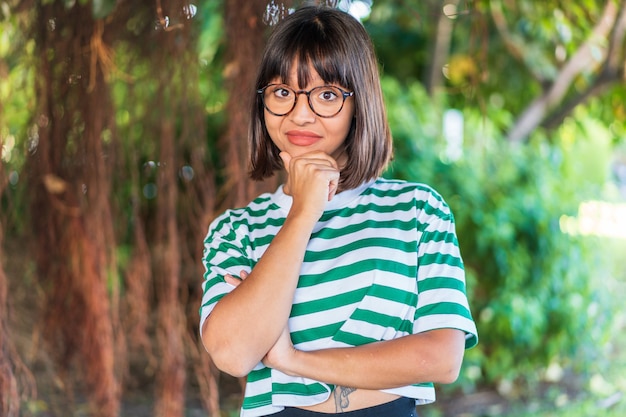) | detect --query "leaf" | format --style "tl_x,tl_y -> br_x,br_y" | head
92,0 -> 116,19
